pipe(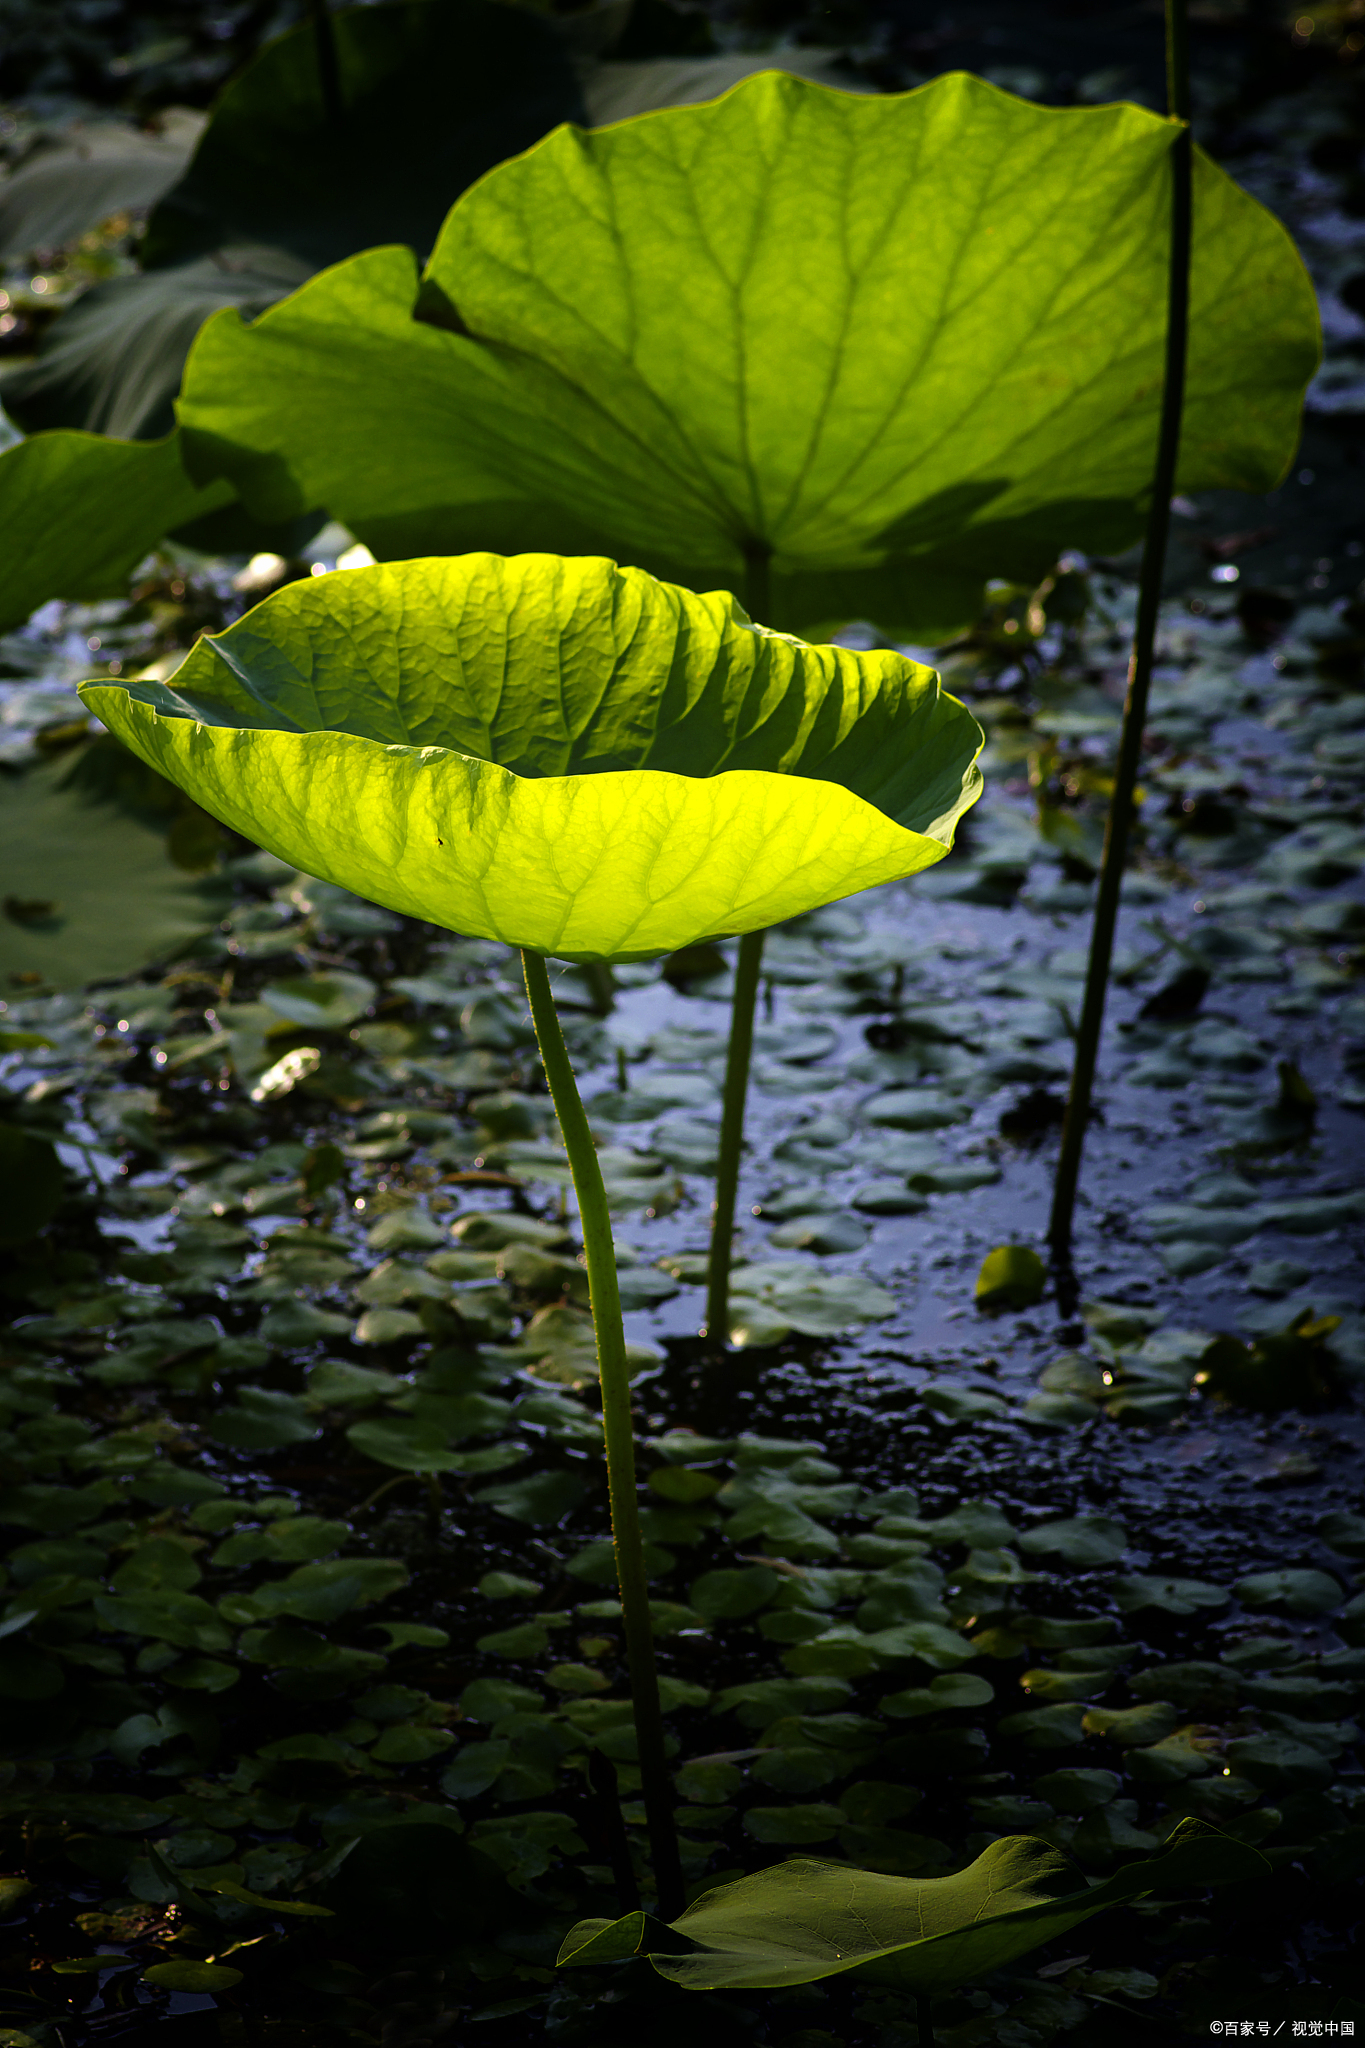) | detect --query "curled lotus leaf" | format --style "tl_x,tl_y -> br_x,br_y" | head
557,1818 -> 1266,1993
176,70 -> 1317,639
80,553 -> 982,962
